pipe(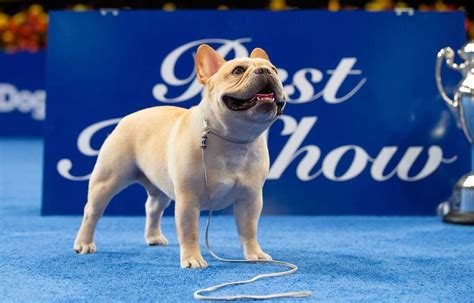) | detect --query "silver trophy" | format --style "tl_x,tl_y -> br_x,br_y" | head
436,41 -> 474,225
